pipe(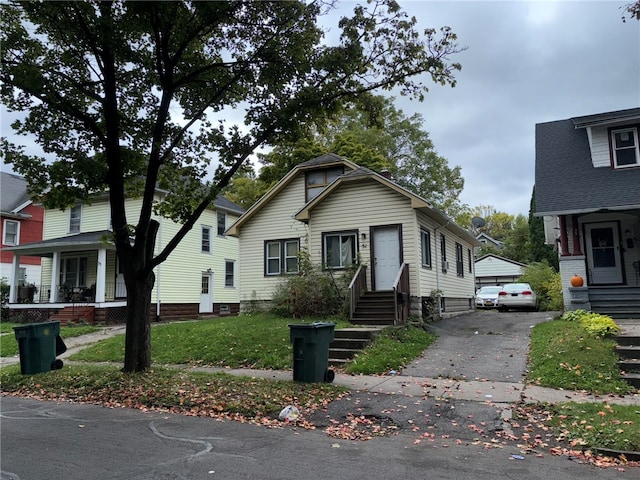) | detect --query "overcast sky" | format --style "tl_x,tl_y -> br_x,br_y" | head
2,1 -> 638,220
371,0 -> 640,217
